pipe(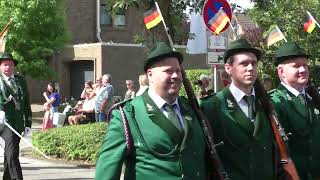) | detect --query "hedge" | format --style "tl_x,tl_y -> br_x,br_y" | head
32,123 -> 108,162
